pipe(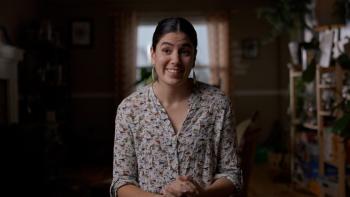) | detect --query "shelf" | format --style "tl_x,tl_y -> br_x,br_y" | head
319,111 -> 332,116
318,84 -> 336,89
324,160 -> 339,168
291,71 -> 302,77
292,119 -> 301,125
318,66 -> 336,73
314,24 -> 346,32
302,122 -> 318,130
